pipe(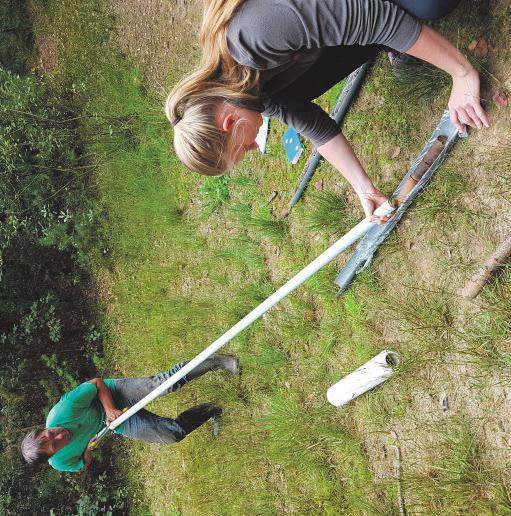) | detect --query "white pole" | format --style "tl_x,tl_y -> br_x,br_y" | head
103,202 -> 394,434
